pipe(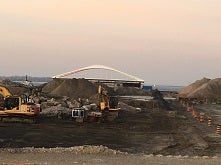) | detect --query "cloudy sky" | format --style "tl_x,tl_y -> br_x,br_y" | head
0,0 -> 221,85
